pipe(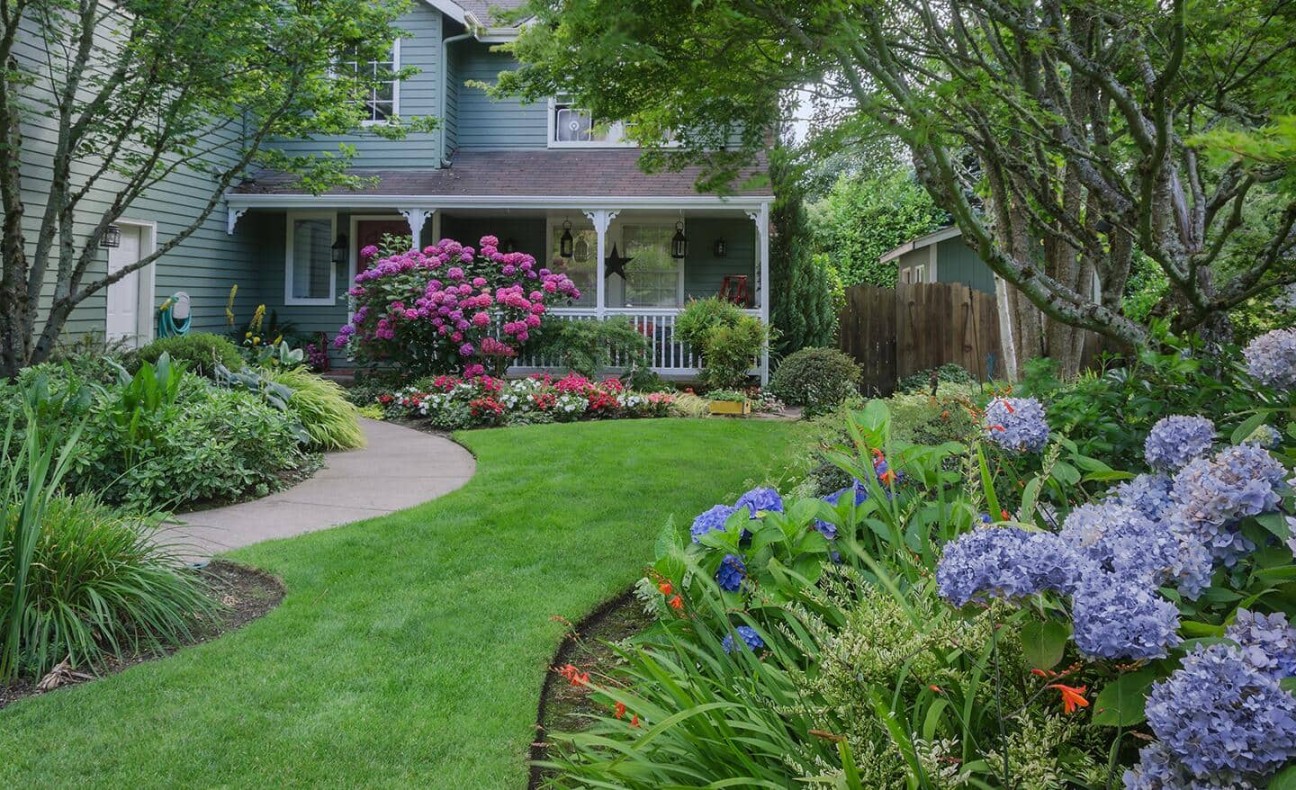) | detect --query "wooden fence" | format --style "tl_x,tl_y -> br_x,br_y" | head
838,283 -> 1004,396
